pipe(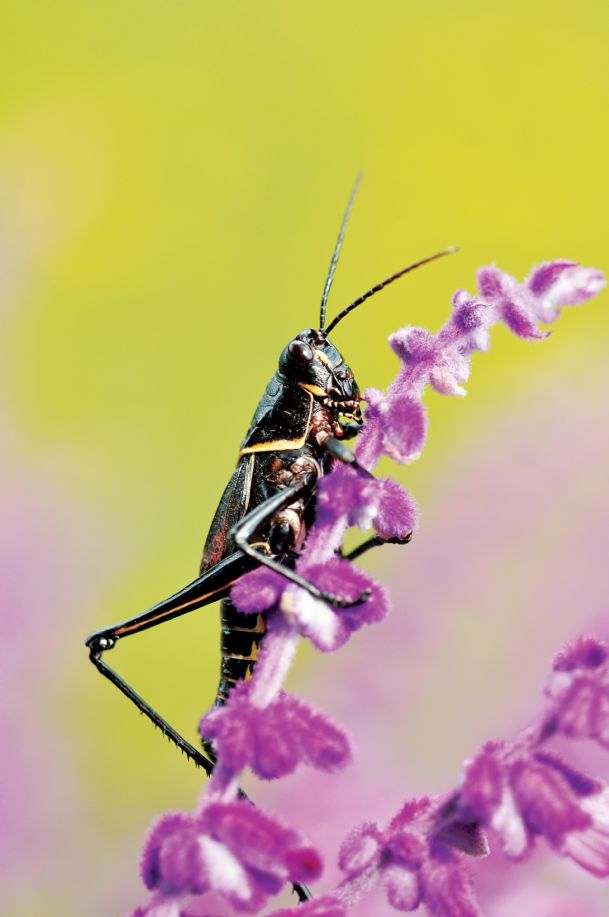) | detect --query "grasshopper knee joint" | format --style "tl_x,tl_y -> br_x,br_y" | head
86,633 -> 116,656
